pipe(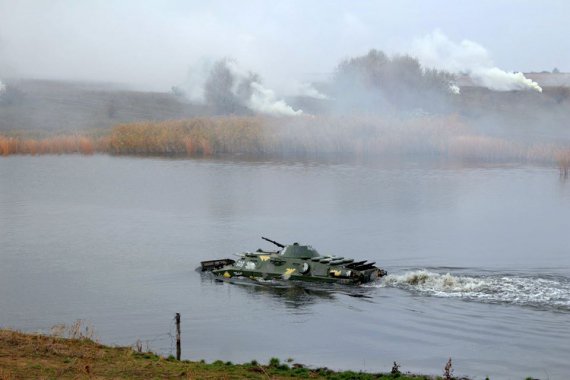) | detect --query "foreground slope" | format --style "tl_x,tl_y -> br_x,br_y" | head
0,329 -> 437,380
